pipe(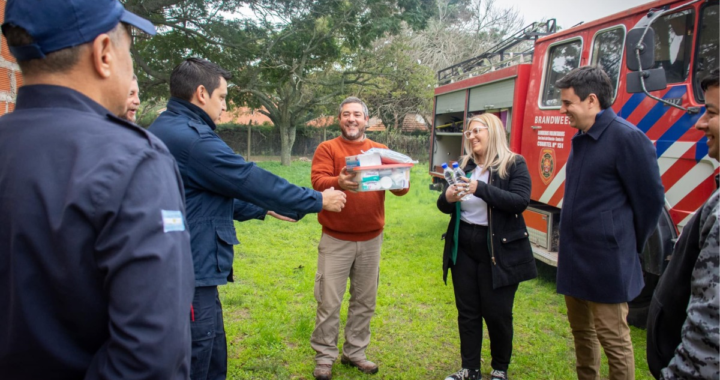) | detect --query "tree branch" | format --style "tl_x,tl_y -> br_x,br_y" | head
131,46 -> 168,83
